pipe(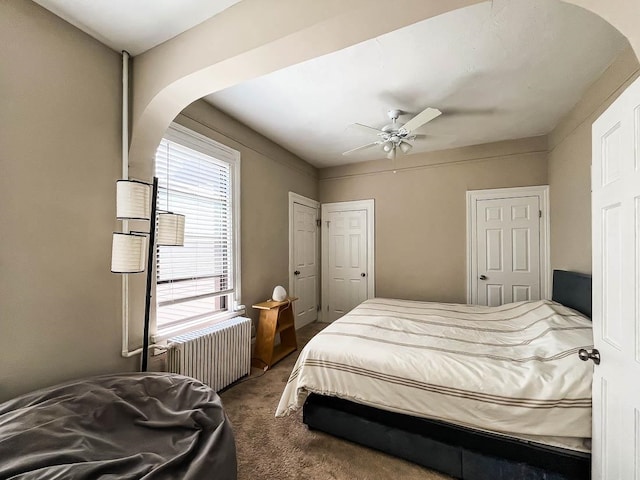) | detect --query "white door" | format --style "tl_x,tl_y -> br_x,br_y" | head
321,200 -> 375,322
477,196 -> 540,306
289,193 -> 319,329
590,75 -> 640,479
467,186 -> 550,306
